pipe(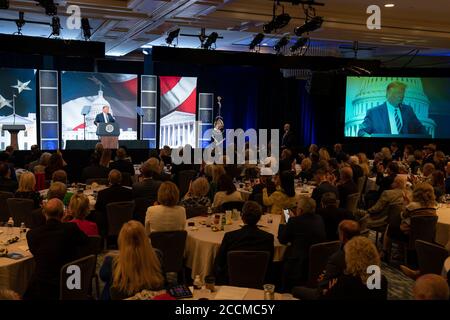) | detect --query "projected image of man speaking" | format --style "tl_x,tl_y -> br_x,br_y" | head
358,81 -> 427,137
